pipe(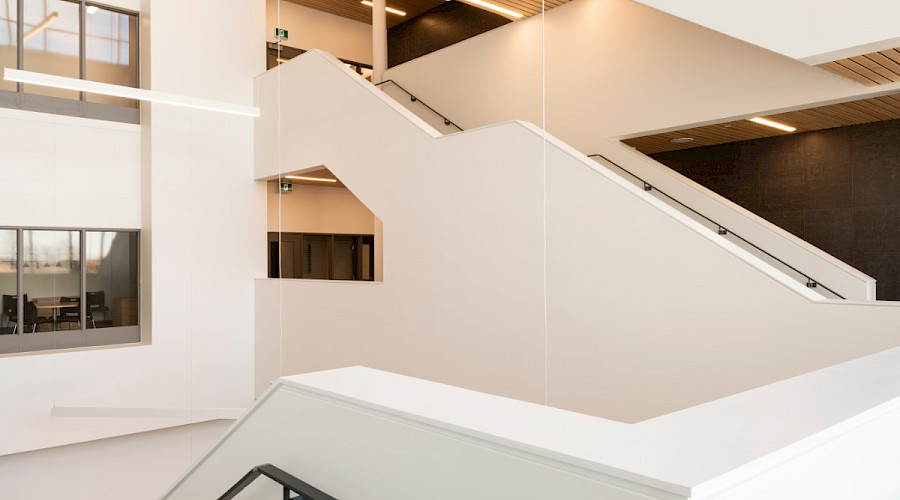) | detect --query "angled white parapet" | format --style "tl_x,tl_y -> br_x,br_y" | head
593,140 -> 877,301
164,354 -> 900,499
